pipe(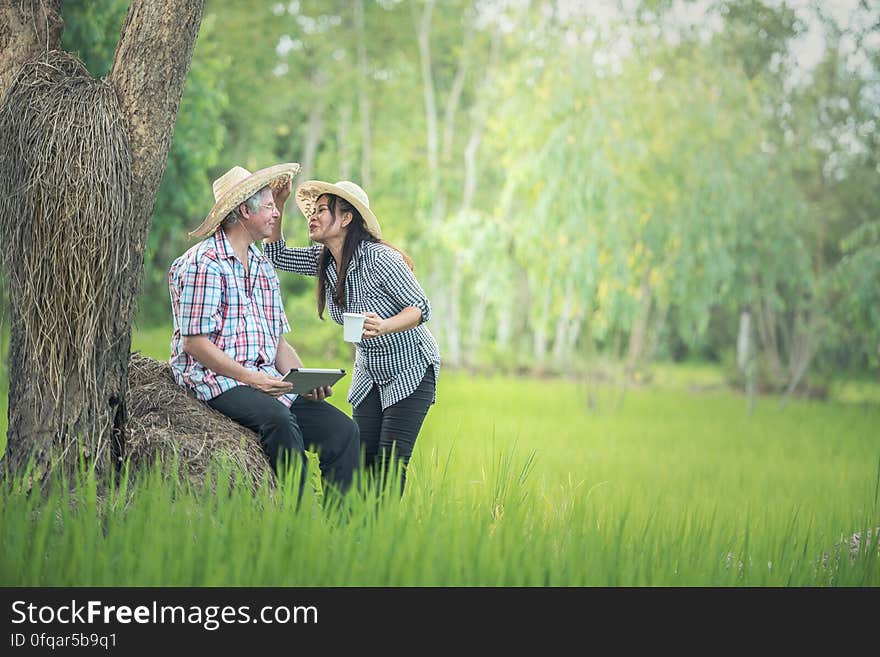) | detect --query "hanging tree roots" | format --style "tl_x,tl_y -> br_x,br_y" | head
127,353 -> 274,492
